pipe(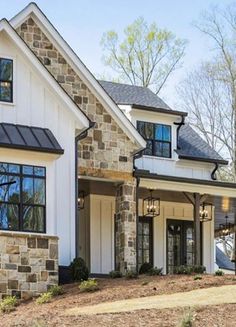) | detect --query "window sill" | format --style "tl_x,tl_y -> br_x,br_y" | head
0,101 -> 15,107
0,230 -> 58,239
